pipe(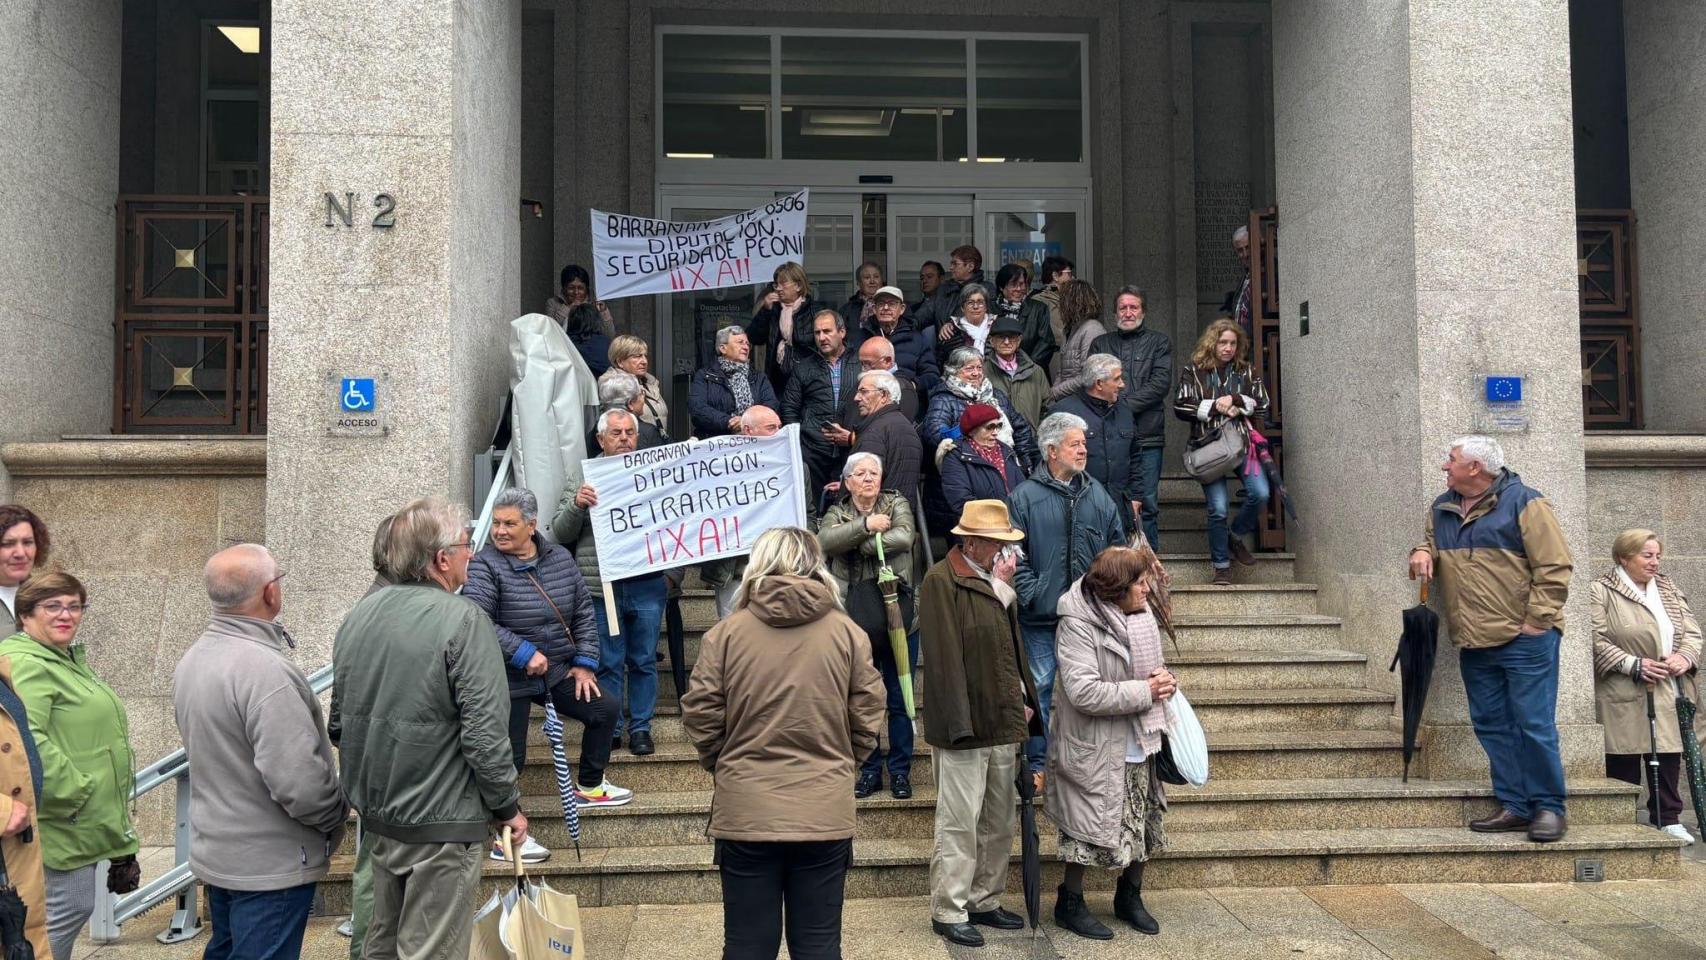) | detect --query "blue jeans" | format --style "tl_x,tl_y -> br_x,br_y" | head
1021,621 -> 1057,773
1460,628 -> 1567,817
1133,447 -> 1163,549
205,883 -> 317,960
1203,466 -> 1271,568
862,630 -> 920,781
593,574 -> 667,735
